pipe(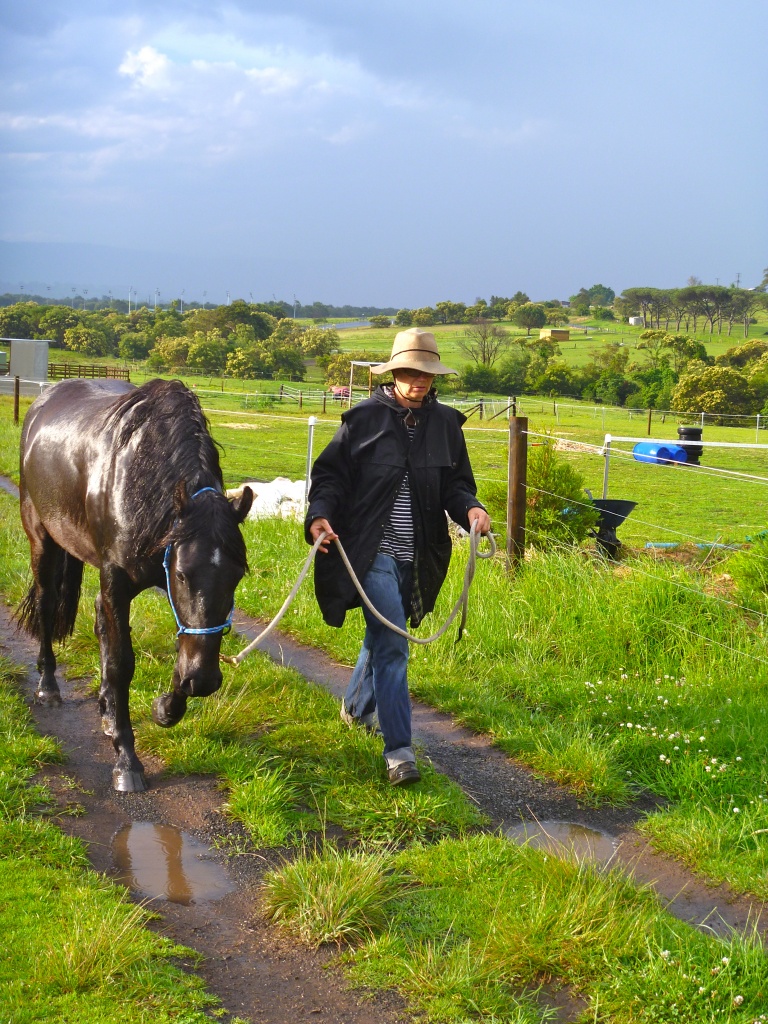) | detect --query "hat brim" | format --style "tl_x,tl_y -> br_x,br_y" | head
372,356 -> 457,375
